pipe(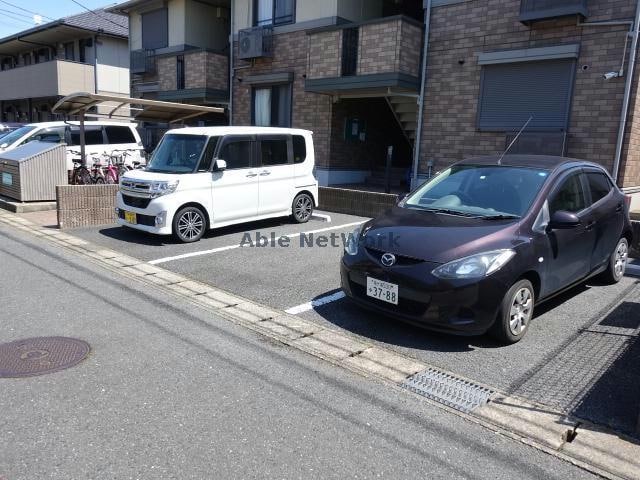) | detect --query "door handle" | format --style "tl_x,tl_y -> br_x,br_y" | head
246,172 -> 257,178
585,221 -> 596,231
616,203 -> 623,213
259,171 -> 271,176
